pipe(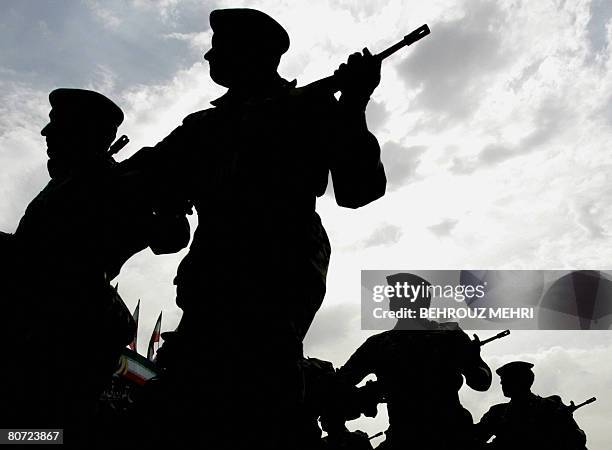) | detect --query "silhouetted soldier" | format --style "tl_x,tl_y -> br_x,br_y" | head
126,8 -> 385,449
475,361 -> 588,450
1,89 -> 189,443
337,273 -> 492,450
298,357 -> 376,450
